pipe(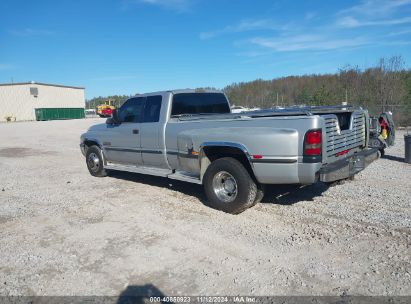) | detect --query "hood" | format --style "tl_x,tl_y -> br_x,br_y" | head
87,123 -> 107,132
